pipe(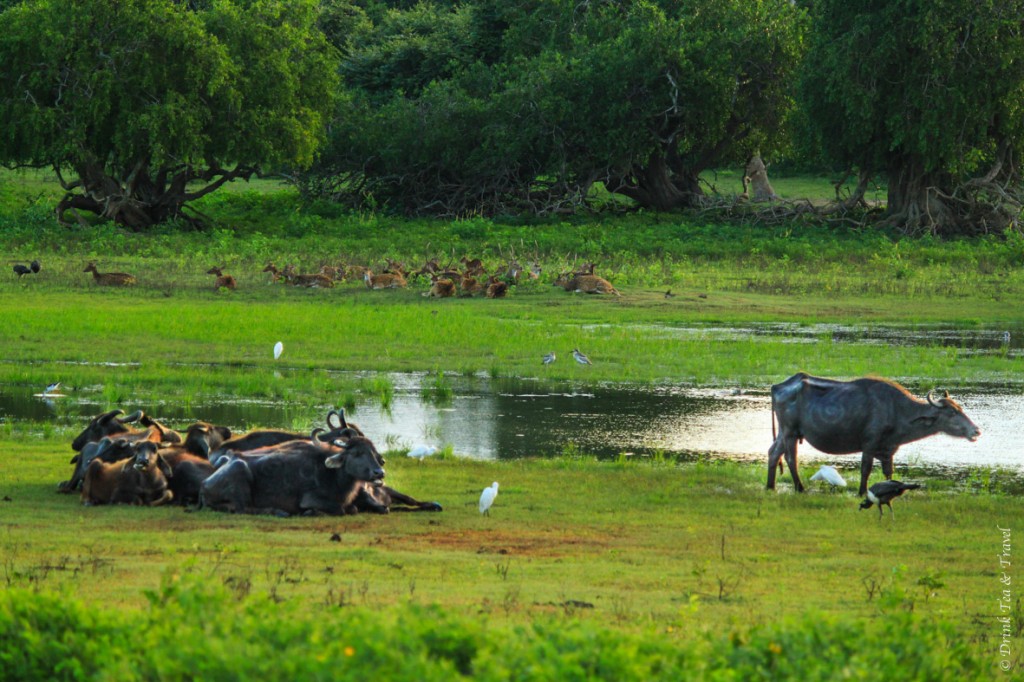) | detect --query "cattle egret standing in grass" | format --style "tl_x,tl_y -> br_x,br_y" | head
479,482 -> 499,515
572,348 -> 592,365
1003,331 -> 1011,345
407,444 -> 438,459
273,341 -> 284,359
809,465 -> 847,488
